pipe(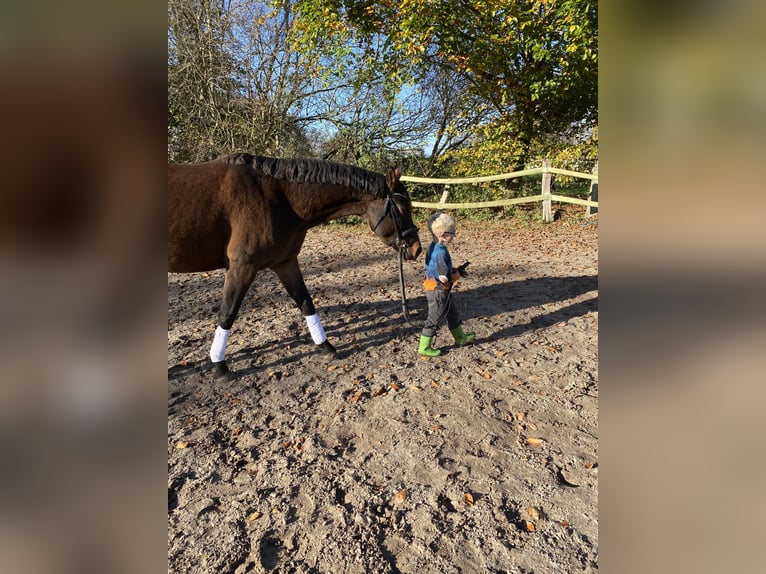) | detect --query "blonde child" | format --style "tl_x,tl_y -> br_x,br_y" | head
418,212 -> 475,356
